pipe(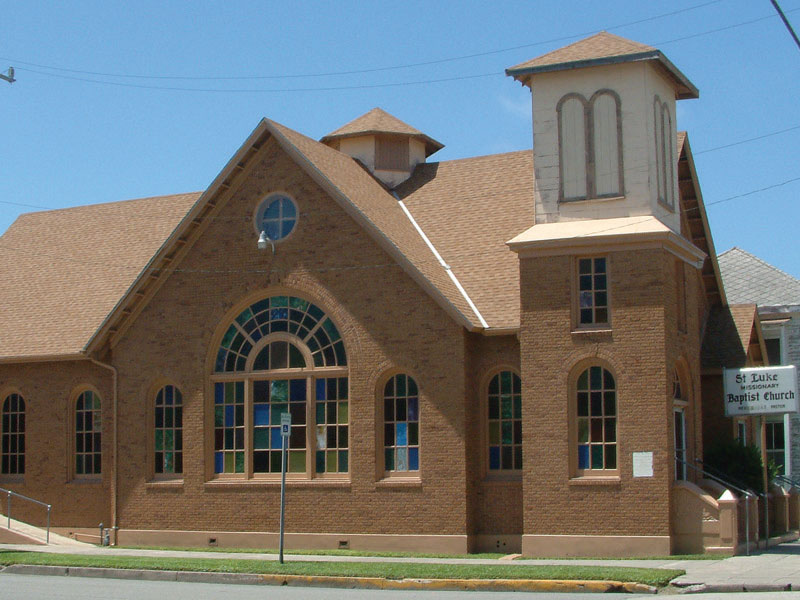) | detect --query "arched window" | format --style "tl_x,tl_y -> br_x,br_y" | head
673,369 -> 688,480
155,385 -> 183,476
212,296 -> 348,479
383,374 -> 420,474
75,390 -> 101,477
1,393 -> 25,476
654,96 -> 675,209
575,366 -> 617,474
558,90 -> 624,201
487,371 -> 521,472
